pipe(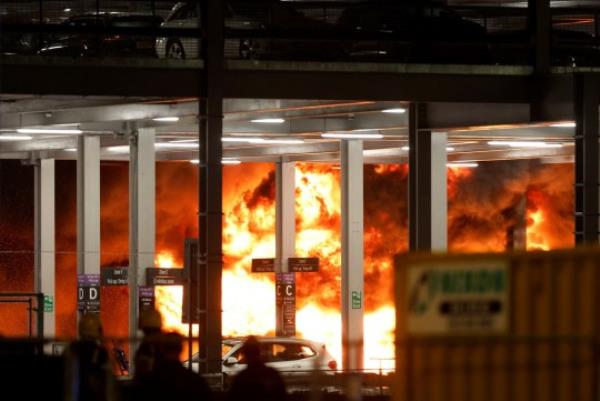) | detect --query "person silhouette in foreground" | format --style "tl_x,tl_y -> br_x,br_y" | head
64,313 -> 115,401
228,336 -> 287,401
144,332 -> 212,401
134,308 -> 164,381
